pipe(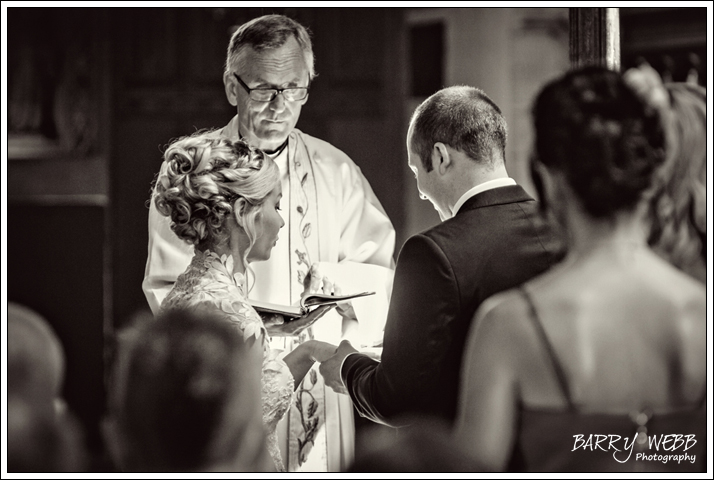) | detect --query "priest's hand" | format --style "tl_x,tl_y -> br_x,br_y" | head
319,340 -> 358,395
303,263 -> 333,295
